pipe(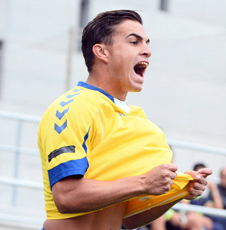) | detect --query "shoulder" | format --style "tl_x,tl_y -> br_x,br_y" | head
42,86 -> 102,118
129,105 -> 147,118
39,85 -> 115,132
